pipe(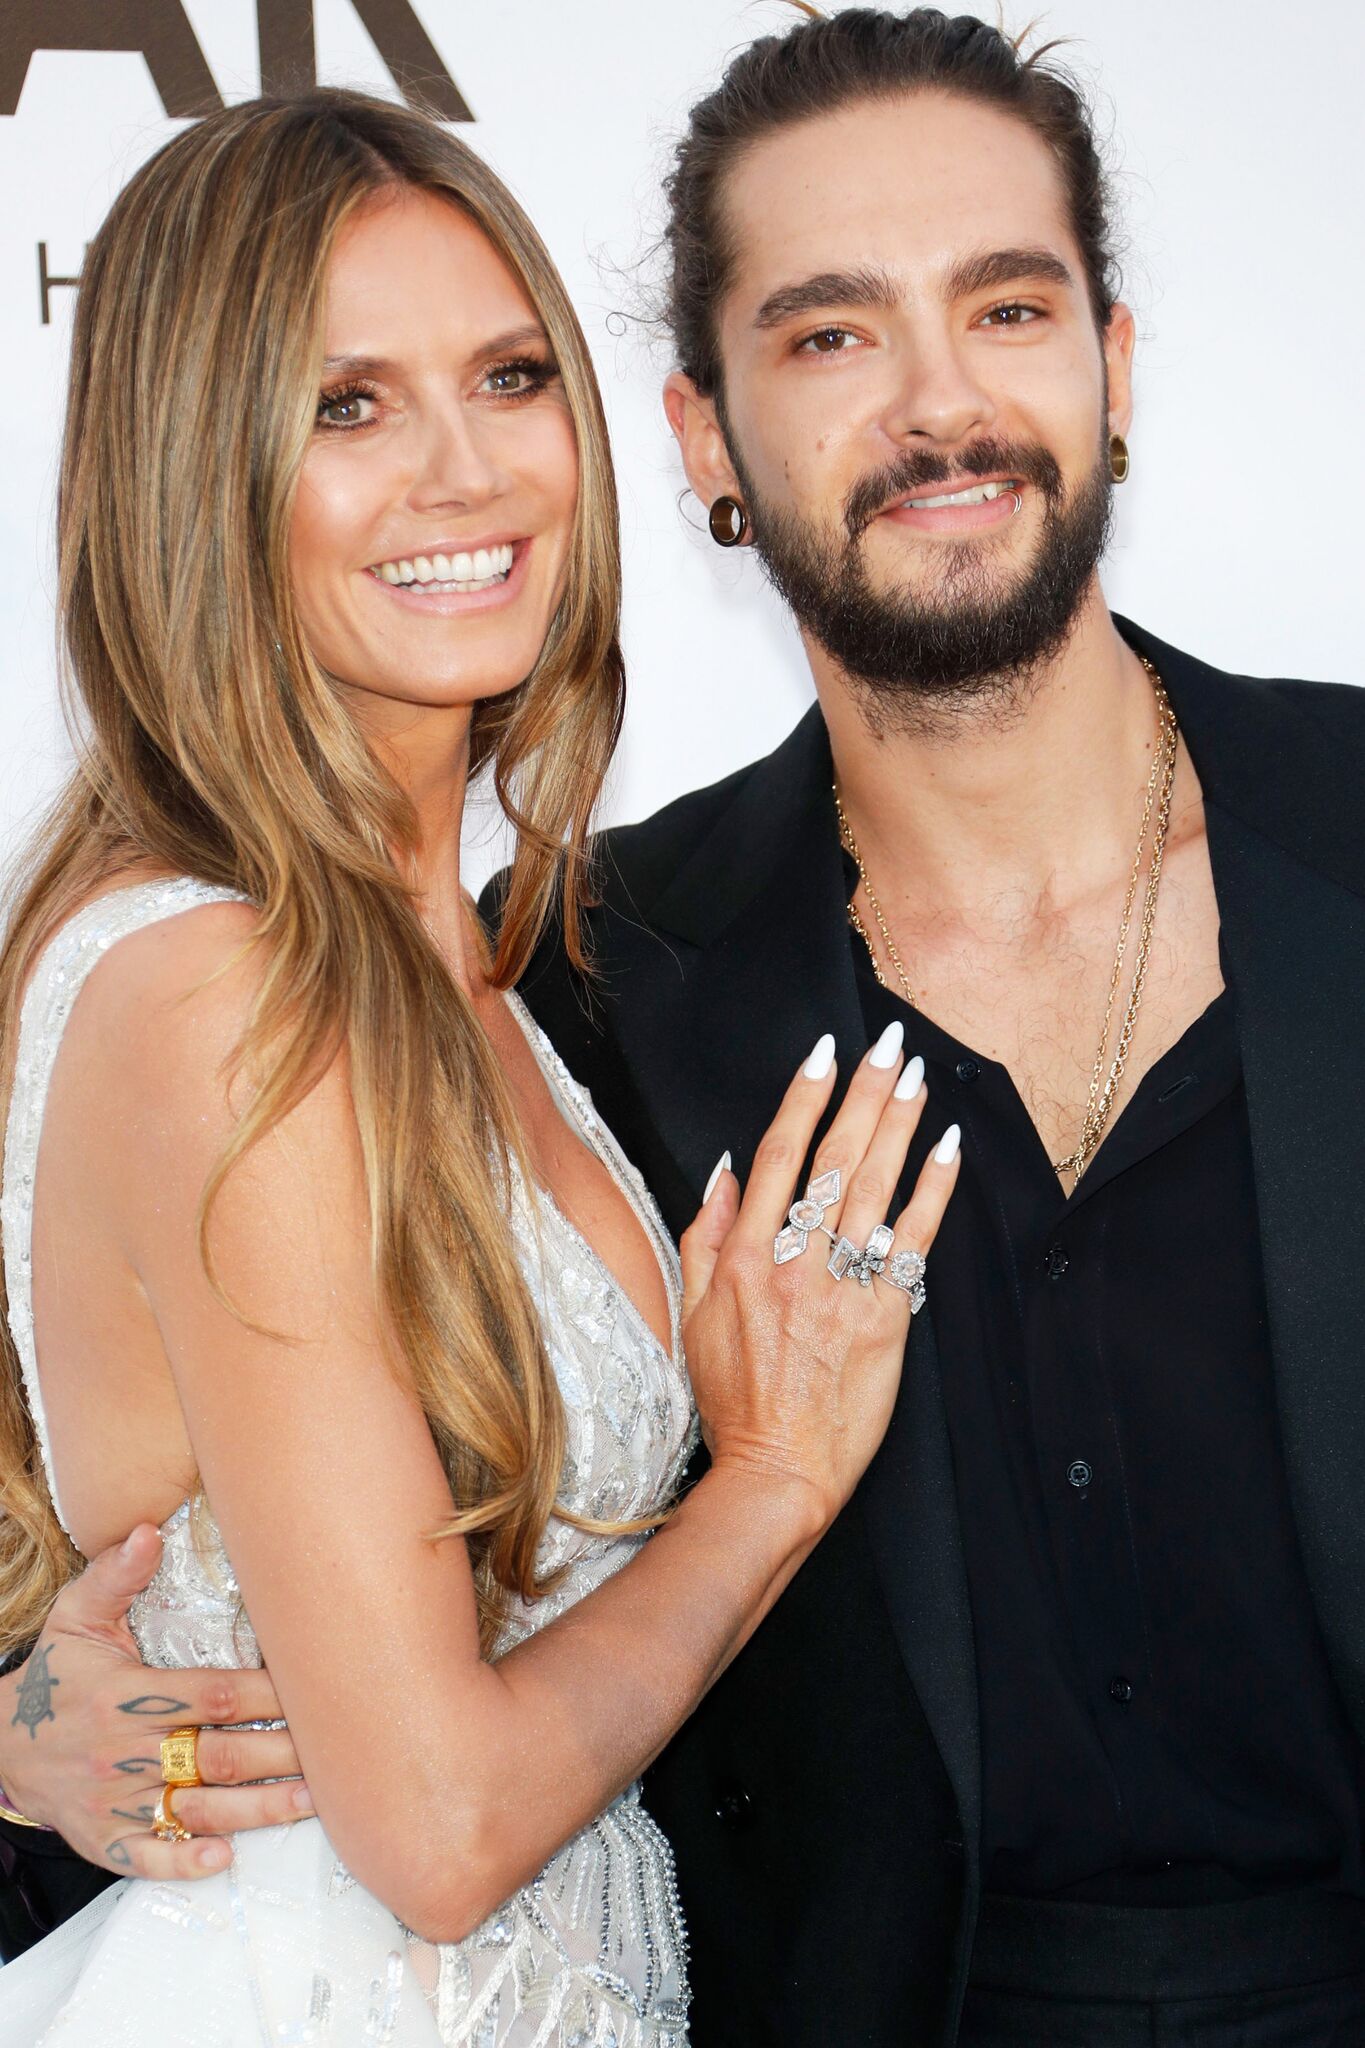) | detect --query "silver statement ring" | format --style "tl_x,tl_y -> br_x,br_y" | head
879,1244 -> 928,1316
773,1169 -> 842,1265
